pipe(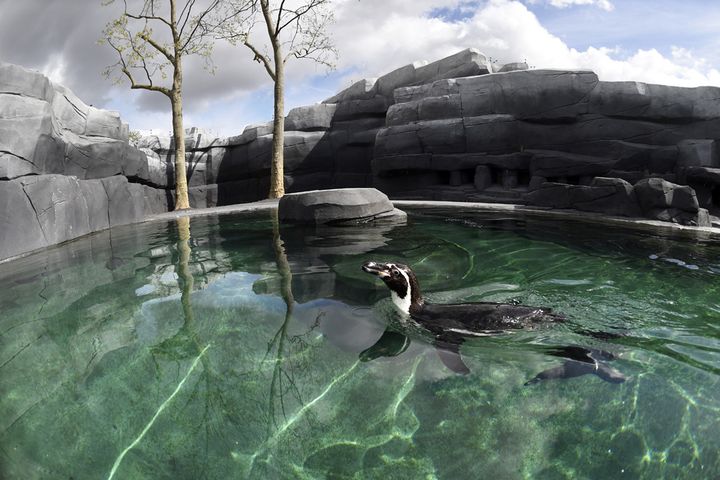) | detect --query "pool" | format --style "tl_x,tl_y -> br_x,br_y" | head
1,207 -> 719,479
